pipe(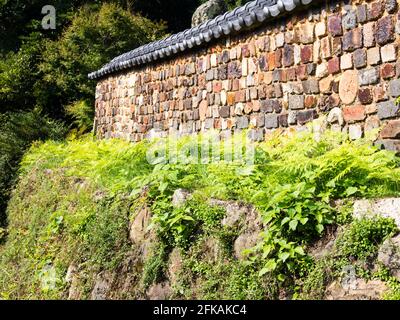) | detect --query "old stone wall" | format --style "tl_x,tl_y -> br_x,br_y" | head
94,0 -> 400,150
